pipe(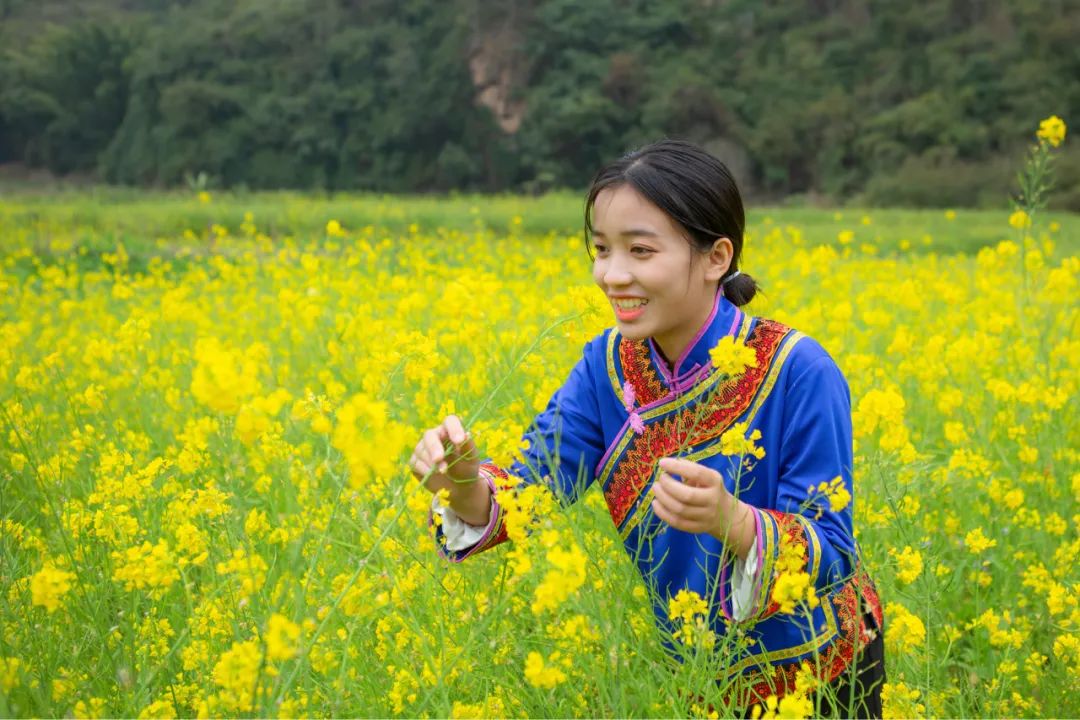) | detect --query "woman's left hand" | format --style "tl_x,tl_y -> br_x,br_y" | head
651,456 -> 756,558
